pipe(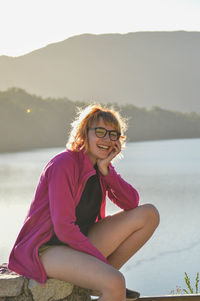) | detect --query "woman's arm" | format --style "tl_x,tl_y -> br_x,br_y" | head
96,140 -> 139,210
103,163 -> 140,210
